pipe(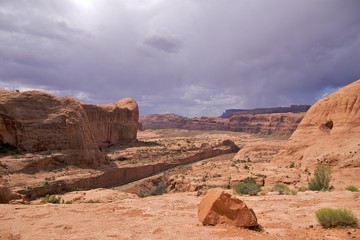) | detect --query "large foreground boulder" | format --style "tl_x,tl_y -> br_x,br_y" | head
198,188 -> 258,227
